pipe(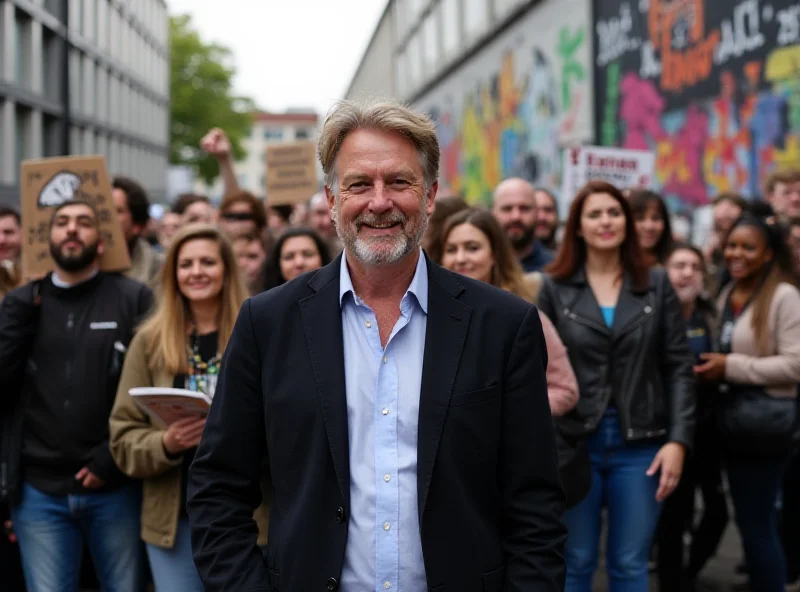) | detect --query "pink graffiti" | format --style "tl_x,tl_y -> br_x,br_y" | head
659,104 -> 710,206
620,73 -> 667,149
